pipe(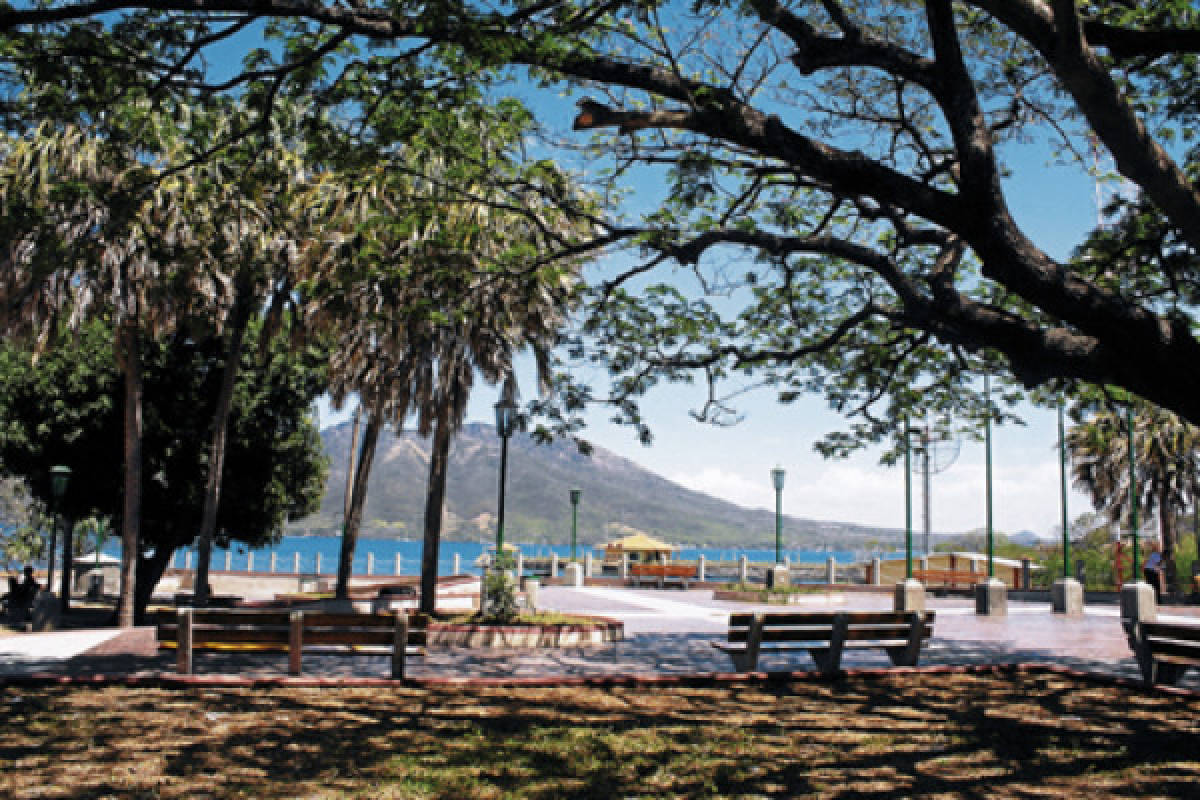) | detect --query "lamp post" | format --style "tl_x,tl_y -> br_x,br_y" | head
1058,399 -> 1070,579
493,398 -> 517,561
770,466 -> 785,564
904,421 -> 913,581
1127,404 -> 1140,578
569,488 -> 582,562
47,465 -> 70,593
984,373 -> 994,579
